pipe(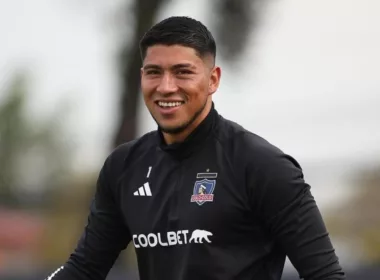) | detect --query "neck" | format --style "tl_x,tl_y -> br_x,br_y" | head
163,99 -> 212,145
